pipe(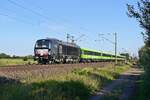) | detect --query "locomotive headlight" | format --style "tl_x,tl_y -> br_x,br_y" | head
36,49 -> 49,56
